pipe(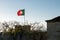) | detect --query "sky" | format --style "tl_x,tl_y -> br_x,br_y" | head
0,0 -> 60,23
